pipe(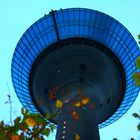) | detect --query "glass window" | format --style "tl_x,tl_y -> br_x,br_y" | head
68,11 -> 74,20
56,12 -> 63,23
79,11 -> 85,21
37,20 -> 44,32
115,24 -> 121,34
110,21 -> 117,31
25,32 -> 32,43
33,24 -> 40,35
74,10 -> 80,20
63,12 -> 69,21
95,14 -> 102,25
46,15 -> 53,26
